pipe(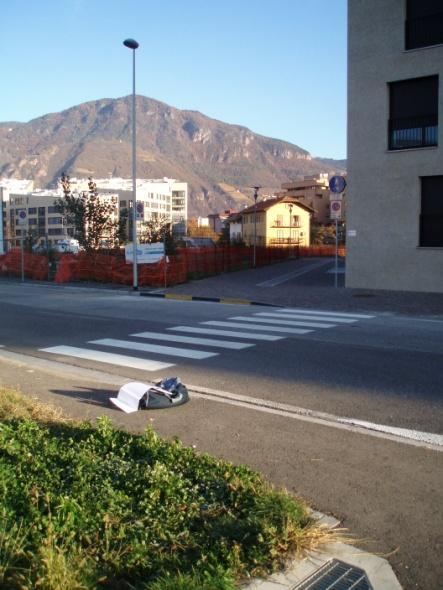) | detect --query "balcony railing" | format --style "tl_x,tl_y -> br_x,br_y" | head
269,238 -> 301,245
405,12 -> 443,50
271,220 -> 301,228
388,115 -> 438,150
